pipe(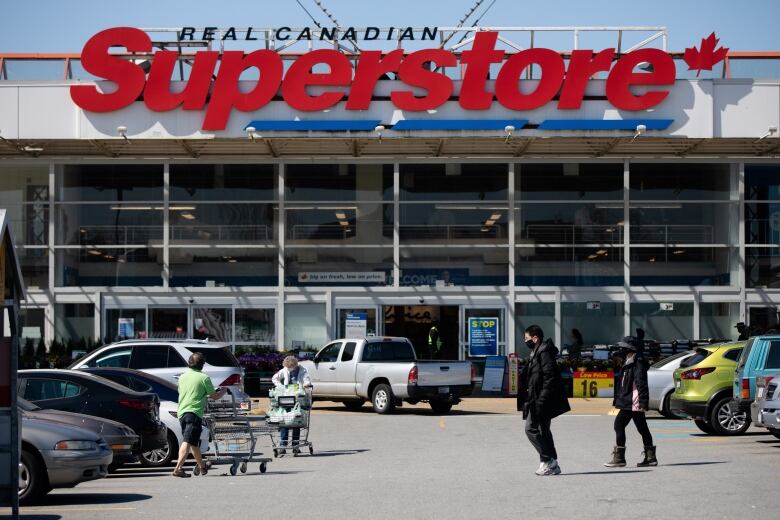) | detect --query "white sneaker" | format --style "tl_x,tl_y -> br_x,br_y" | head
536,460 -> 561,476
